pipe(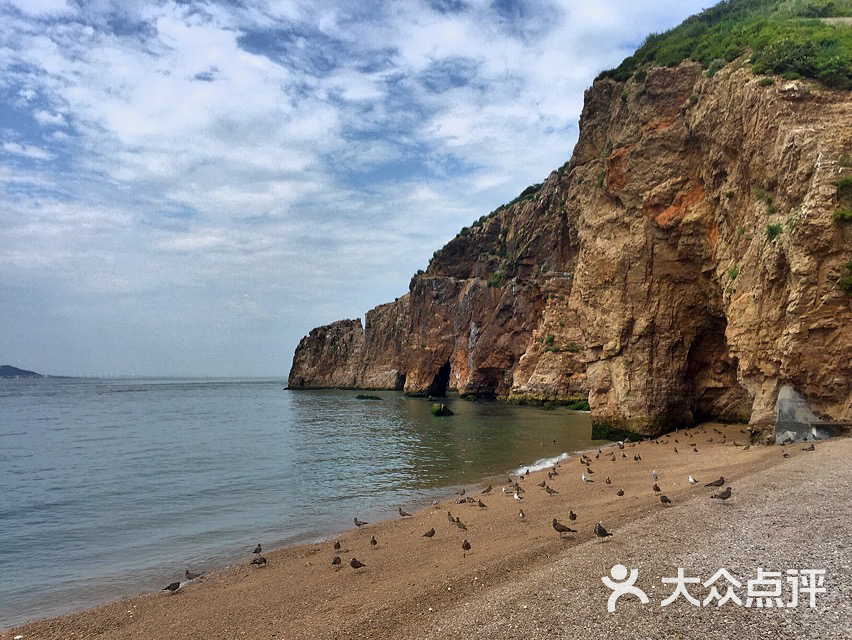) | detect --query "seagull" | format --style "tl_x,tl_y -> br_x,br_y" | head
688,475 -> 697,485
423,527 -> 436,538
538,480 -> 547,487
651,470 -> 658,480
332,556 -> 341,566
354,518 -> 367,527
552,519 -> 577,536
253,544 -> 262,554
350,558 -> 367,569
481,485 -> 493,494
251,556 -> 267,566
333,540 -> 341,550
605,476 -> 611,484
802,444 -> 815,451
582,474 -> 593,483
594,522 -> 613,540
456,488 -> 466,496
163,582 -> 181,593
185,569 -> 202,581
514,491 -> 523,501
616,489 -> 624,496
399,507 -> 412,517
545,485 -> 558,495
462,539 -> 471,557
711,487 -> 732,501
518,508 -> 525,520
370,535 -> 377,549
478,499 -> 487,508
568,511 -> 577,522
782,452 -> 791,458
660,495 -> 672,505
705,477 -> 725,487
456,519 -> 468,531
653,483 -> 661,493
